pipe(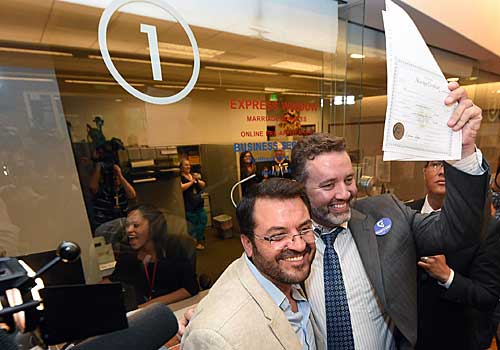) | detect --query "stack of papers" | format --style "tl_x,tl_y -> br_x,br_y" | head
382,0 -> 461,161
